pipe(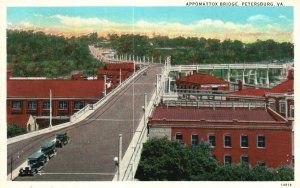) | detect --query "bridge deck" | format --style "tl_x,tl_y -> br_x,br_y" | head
9,64 -> 162,181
